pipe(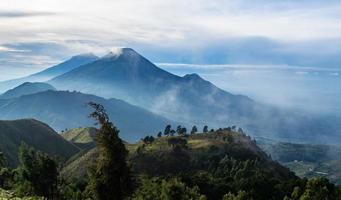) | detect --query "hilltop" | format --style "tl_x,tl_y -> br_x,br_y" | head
62,130 -> 295,184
